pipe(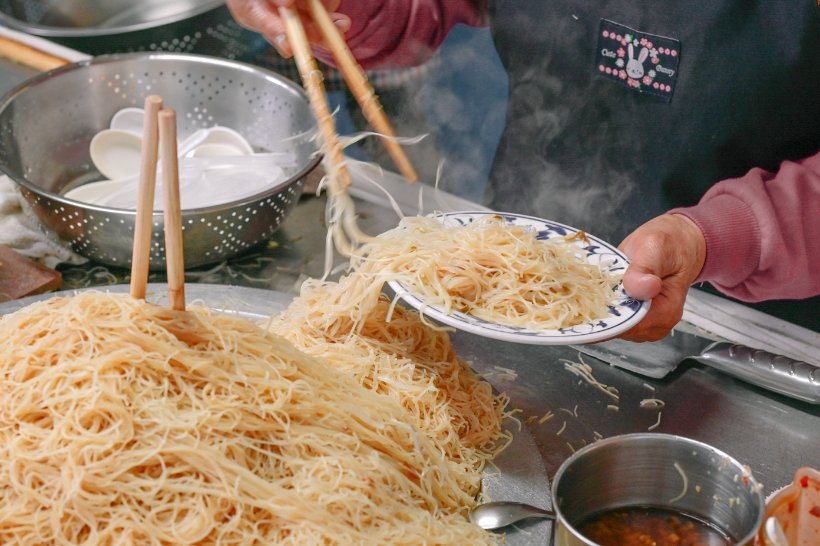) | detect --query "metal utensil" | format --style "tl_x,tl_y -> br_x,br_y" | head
552,433 -> 764,546
469,501 -> 555,530
0,53 -> 321,269
0,1 -> 267,63
574,322 -> 820,404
